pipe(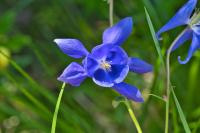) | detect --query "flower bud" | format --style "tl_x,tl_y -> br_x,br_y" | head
0,47 -> 10,70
